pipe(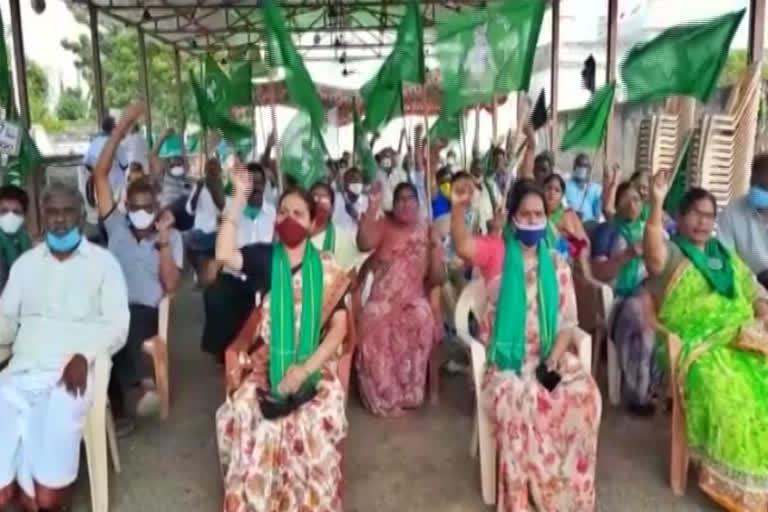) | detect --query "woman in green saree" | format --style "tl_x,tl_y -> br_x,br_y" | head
645,172 -> 768,511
